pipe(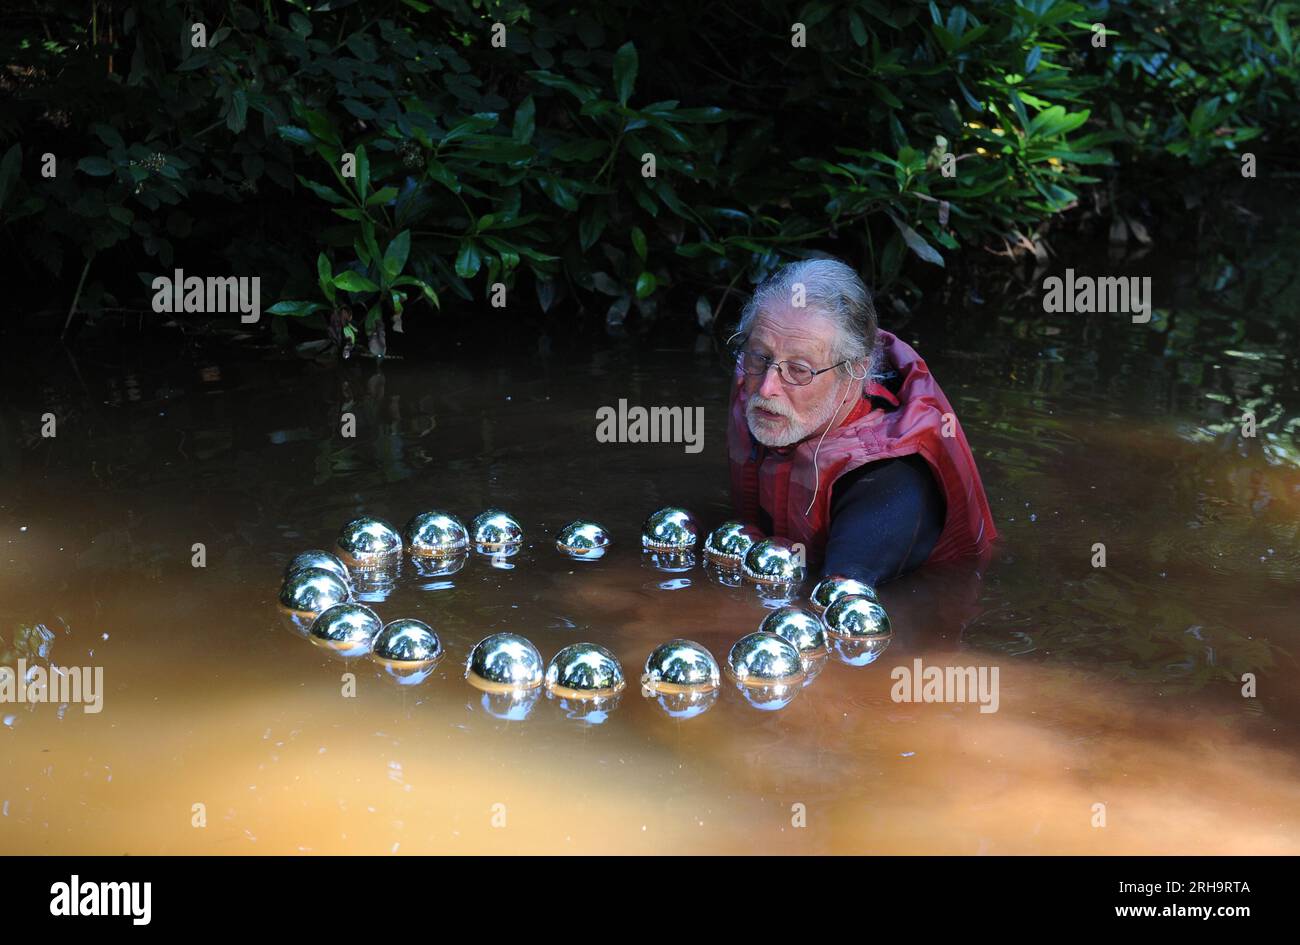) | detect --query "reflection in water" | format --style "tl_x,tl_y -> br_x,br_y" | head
643,550 -> 696,573
643,685 -> 719,719
351,561 -> 401,603
548,689 -> 623,725
4,216 -> 1300,852
410,553 -> 467,580
732,679 -> 800,712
